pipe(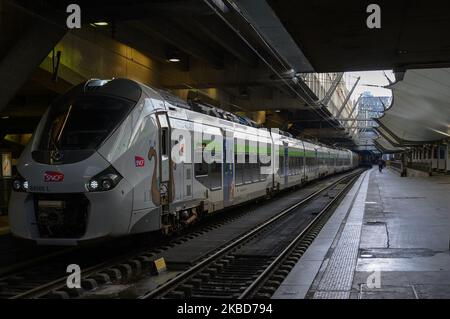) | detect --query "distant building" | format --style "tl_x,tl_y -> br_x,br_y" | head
358,91 -> 391,127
